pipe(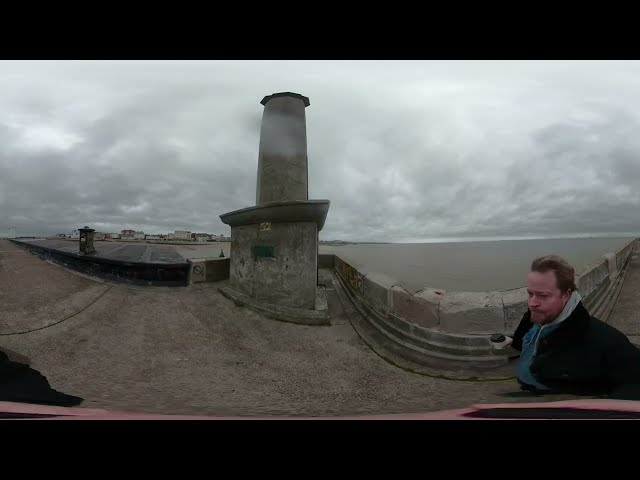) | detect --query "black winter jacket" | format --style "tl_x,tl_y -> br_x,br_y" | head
0,349 -> 83,407
512,302 -> 640,400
